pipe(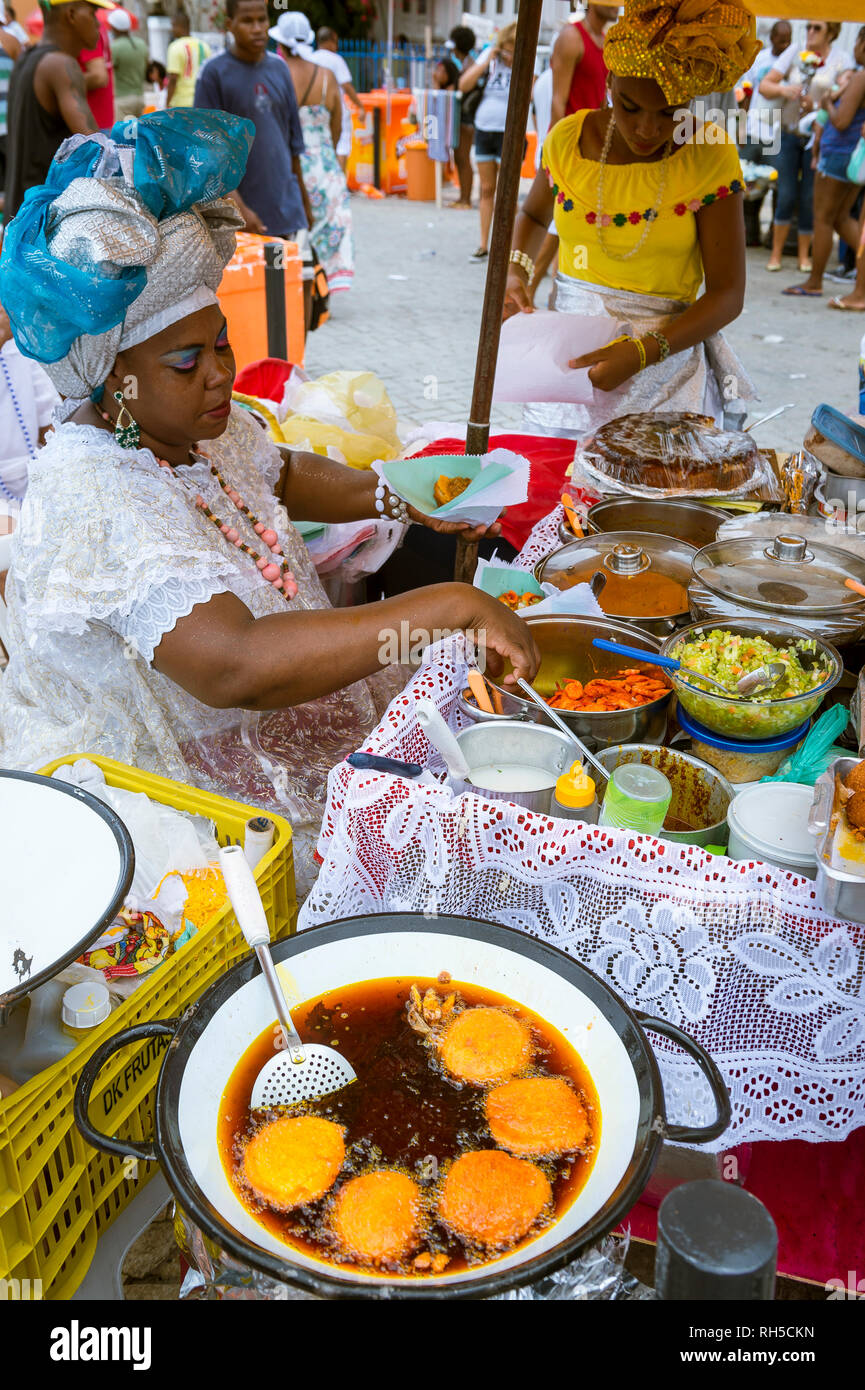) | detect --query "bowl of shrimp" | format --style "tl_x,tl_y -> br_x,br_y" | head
75,913 -> 729,1299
